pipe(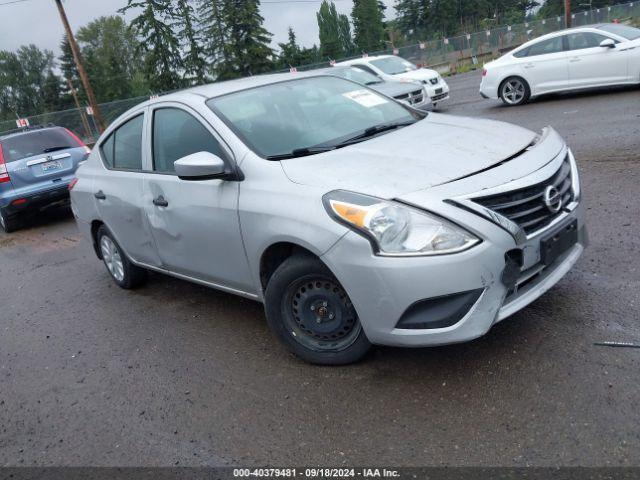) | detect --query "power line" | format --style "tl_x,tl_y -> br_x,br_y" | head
0,0 -> 30,6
